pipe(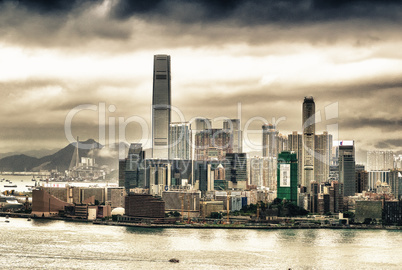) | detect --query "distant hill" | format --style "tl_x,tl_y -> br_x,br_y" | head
0,148 -> 59,159
0,139 -> 120,172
